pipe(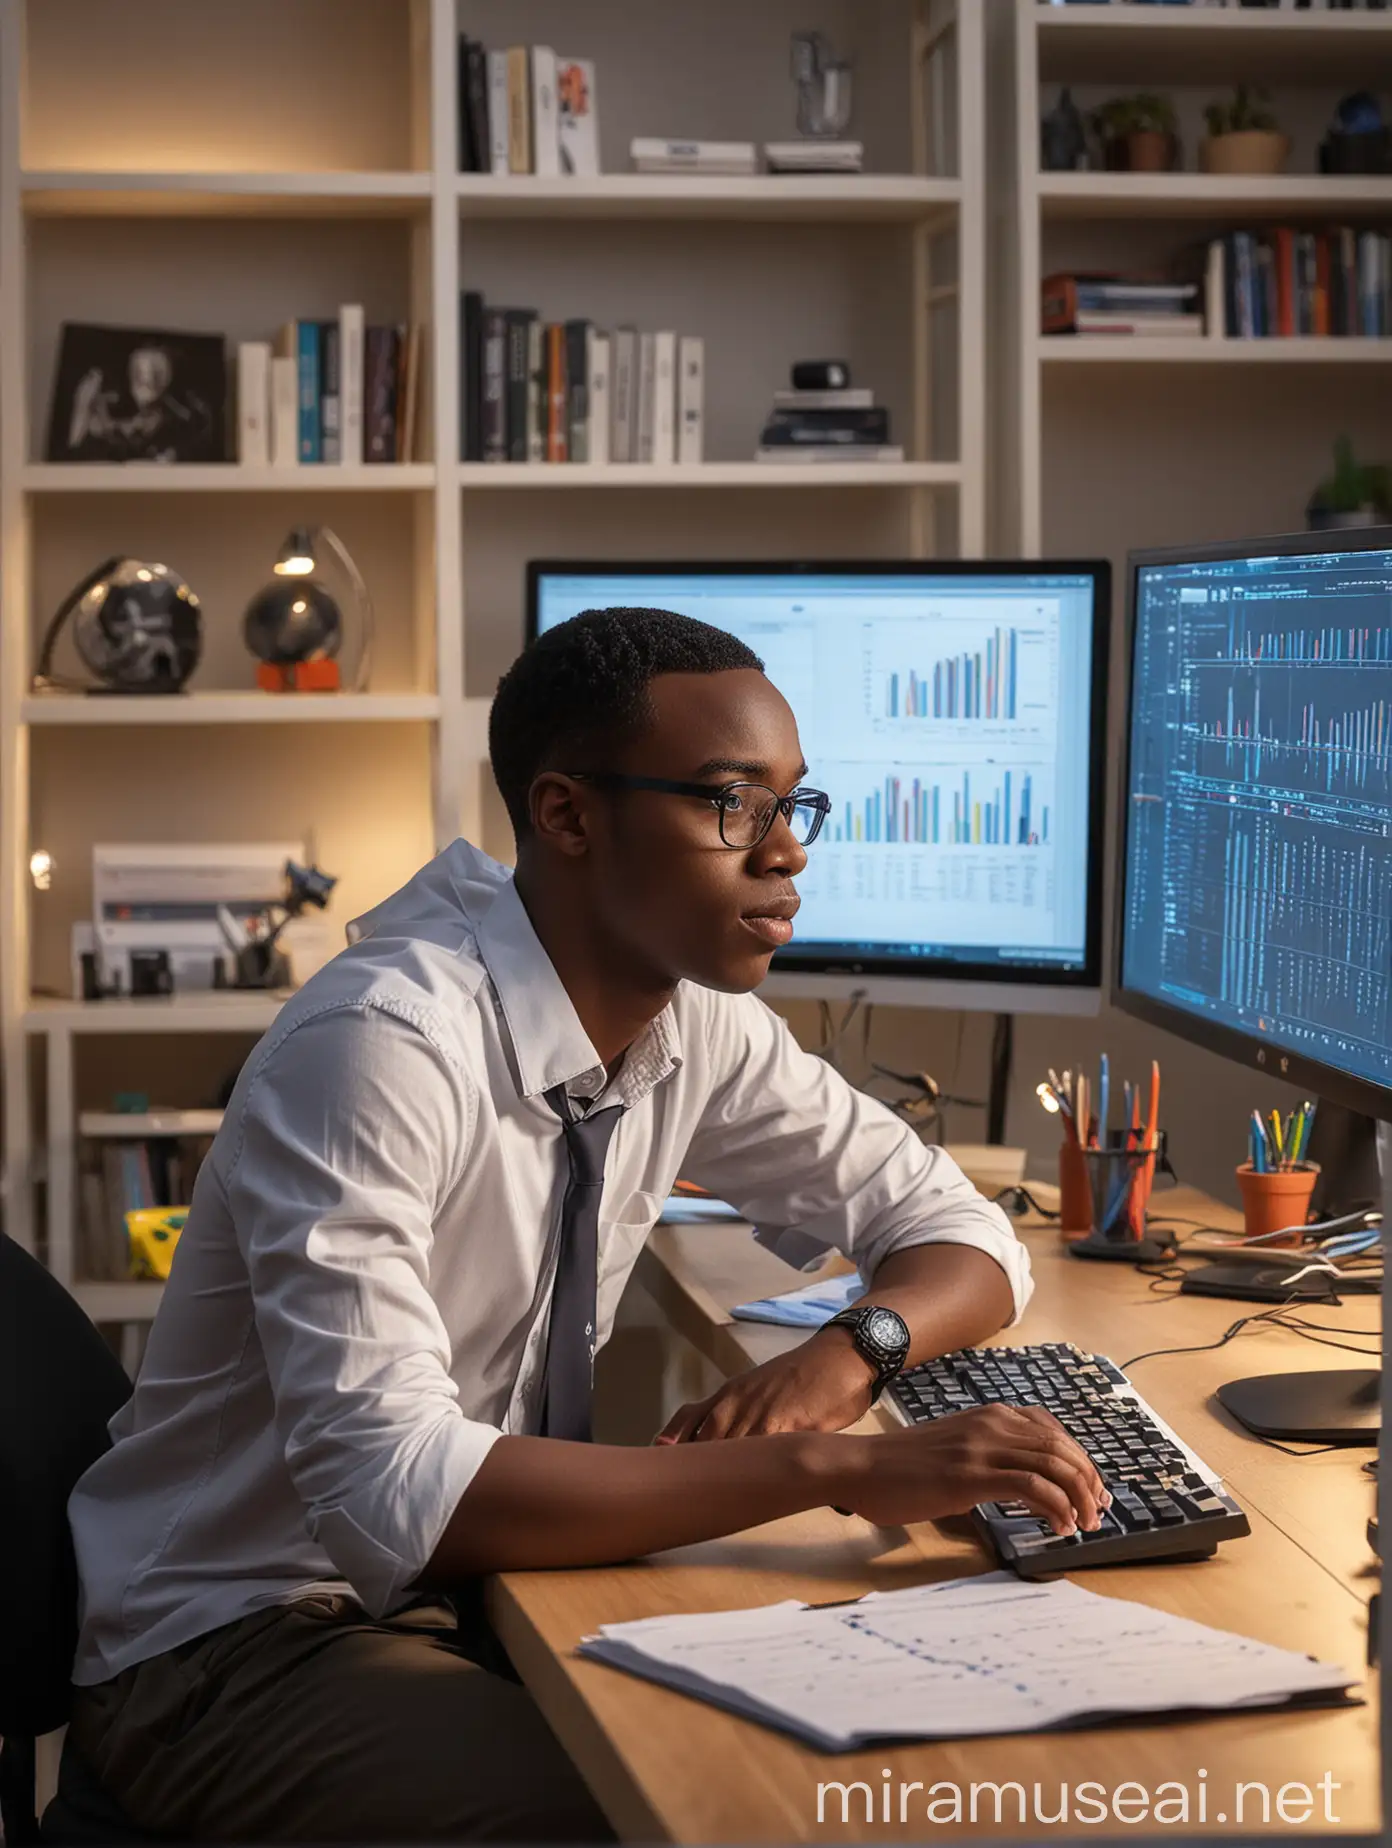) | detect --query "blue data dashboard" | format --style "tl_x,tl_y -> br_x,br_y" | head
531,568 -> 1103,976
1123,544 -> 1392,1091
